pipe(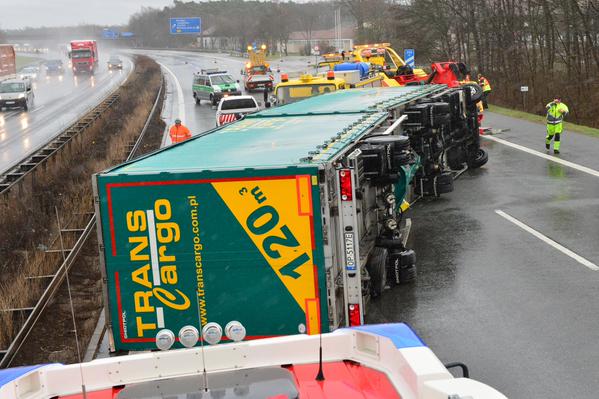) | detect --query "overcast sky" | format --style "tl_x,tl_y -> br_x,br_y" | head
0,0 -> 175,29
